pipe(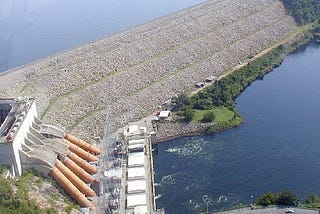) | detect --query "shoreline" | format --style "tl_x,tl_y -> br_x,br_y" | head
153,29 -> 317,144
155,122 -> 243,143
